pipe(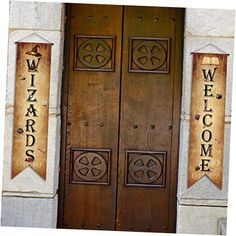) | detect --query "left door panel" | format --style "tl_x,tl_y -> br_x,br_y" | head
61,4 -> 123,230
